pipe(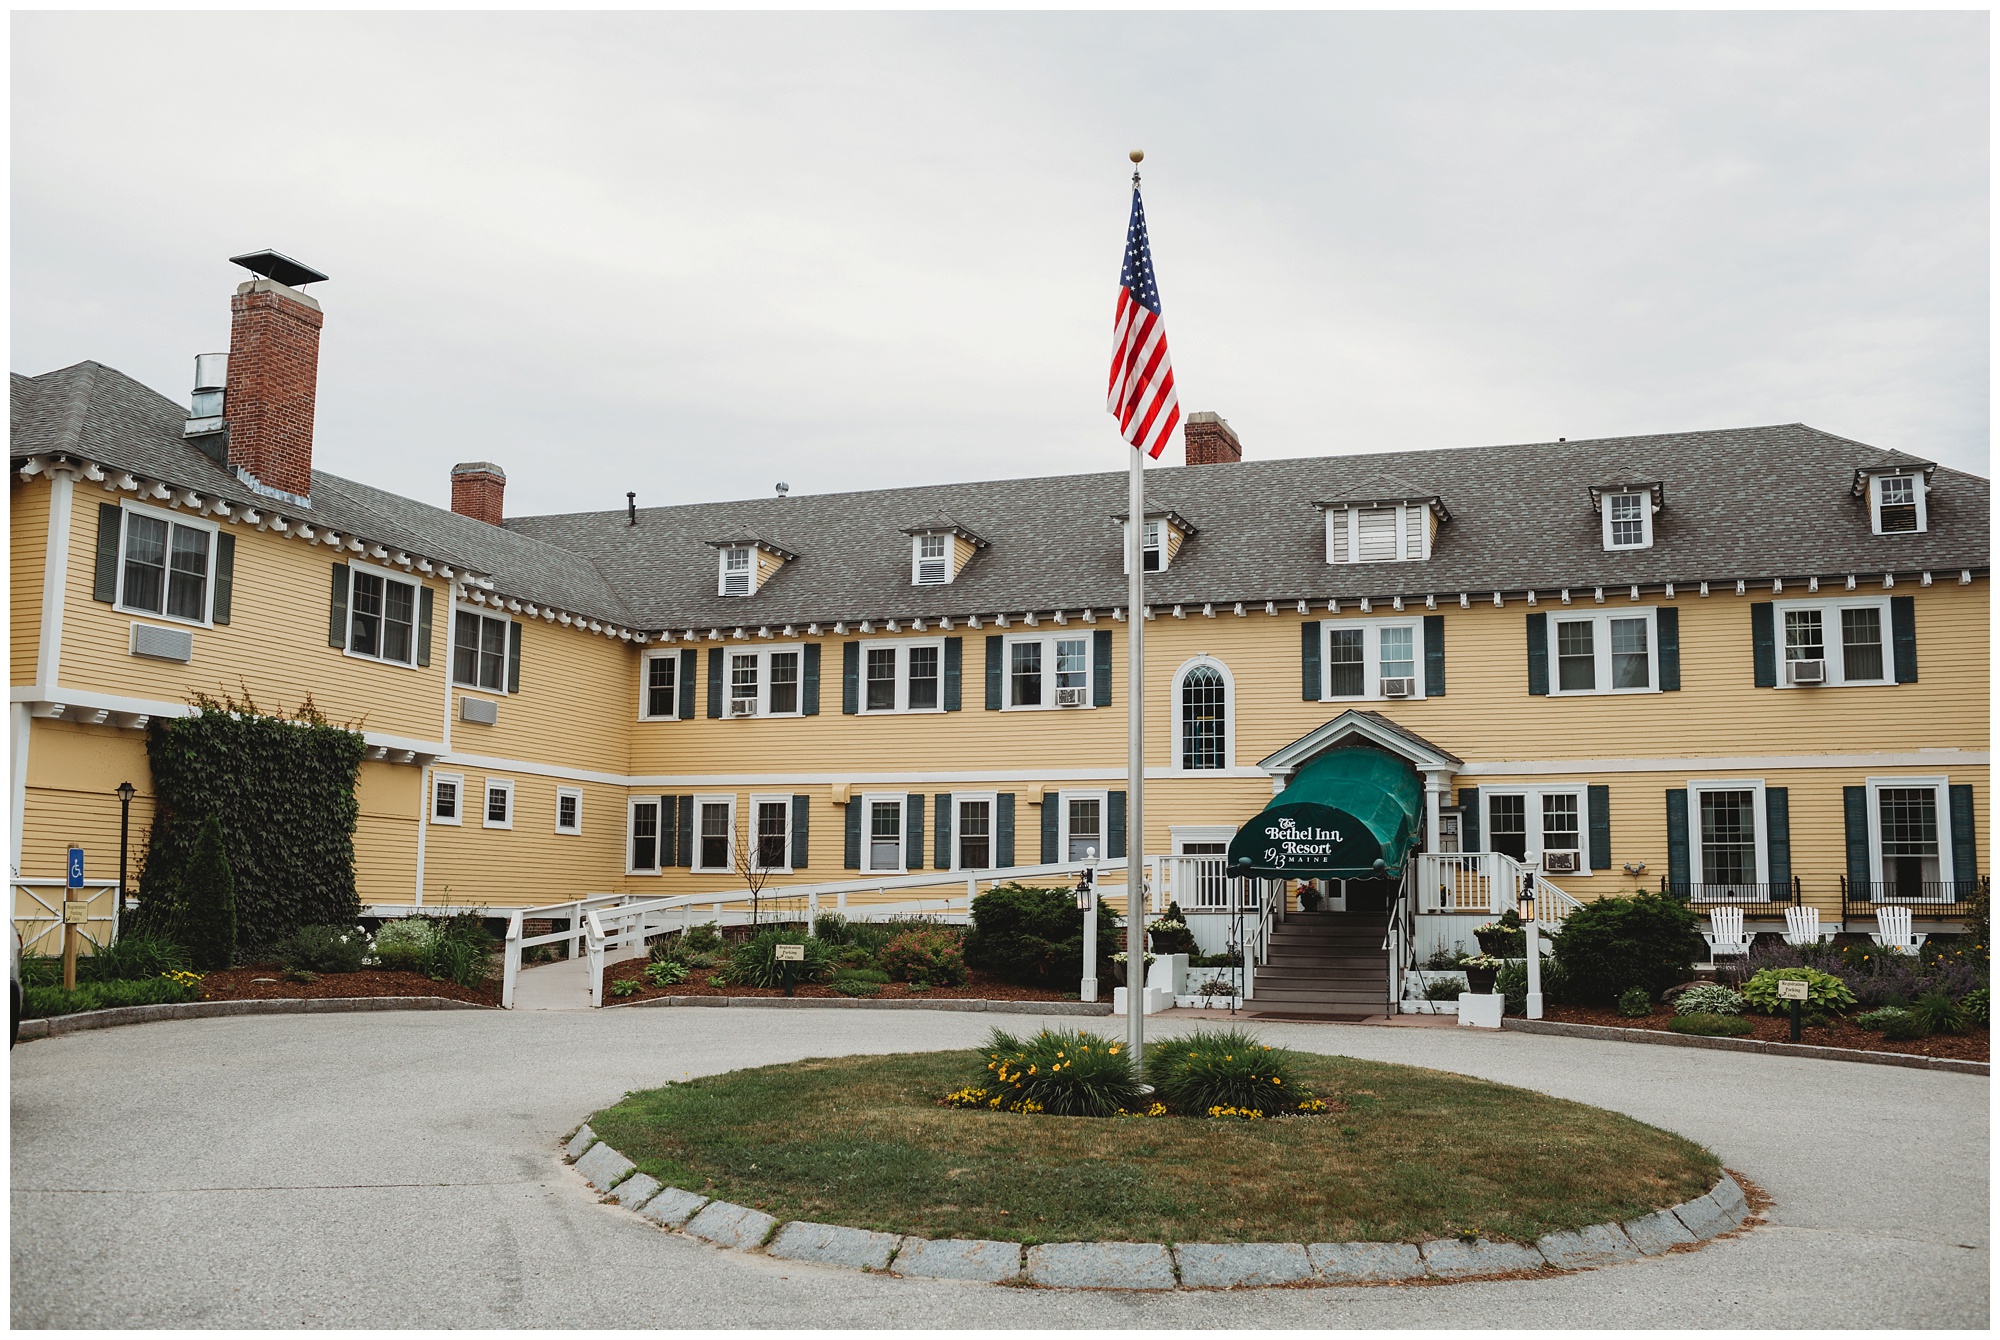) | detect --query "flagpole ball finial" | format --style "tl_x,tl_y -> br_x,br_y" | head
1128,149 -> 1145,163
